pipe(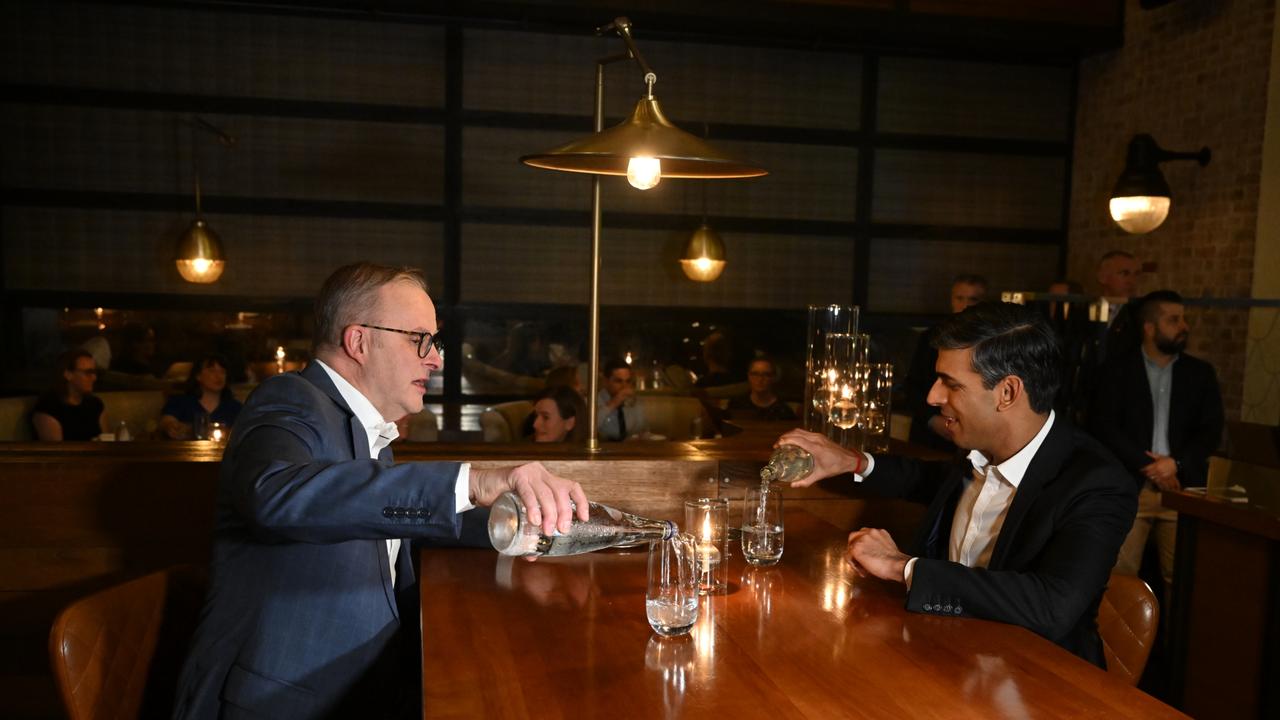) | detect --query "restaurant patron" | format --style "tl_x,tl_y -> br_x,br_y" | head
778,302 -> 1138,667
